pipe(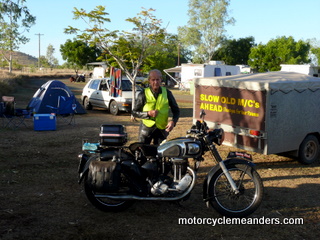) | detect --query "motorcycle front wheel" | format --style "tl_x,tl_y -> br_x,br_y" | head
83,175 -> 134,212
208,163 -> 263,218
